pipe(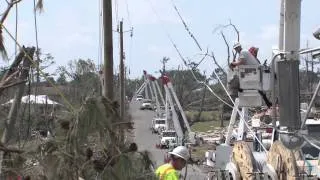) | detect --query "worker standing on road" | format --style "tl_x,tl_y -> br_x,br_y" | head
155,146 -> 190,180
